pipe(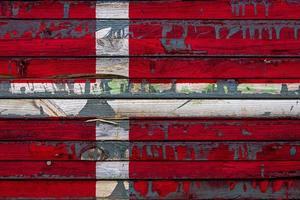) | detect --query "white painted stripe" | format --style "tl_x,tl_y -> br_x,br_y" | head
96,122 -> 129,140
96,27 -> 129,56
96,2 -> 129,19
96,181 -> 129,198
96,162 -> 129,179
1,99 -> 300,118
96,57 -> 129,77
